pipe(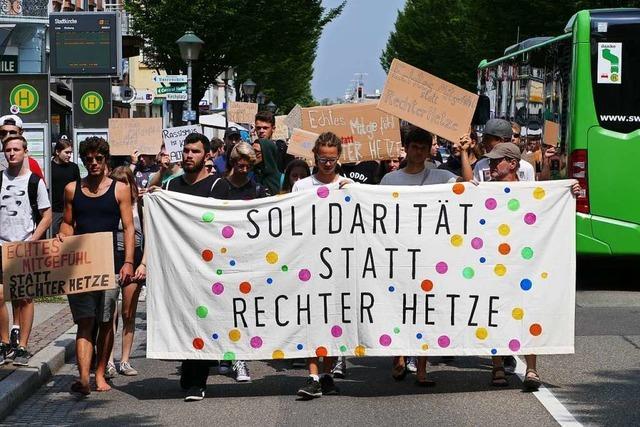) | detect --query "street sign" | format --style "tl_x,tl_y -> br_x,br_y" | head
153,75 -> 187,83
166,93 -> 188,101
156,85 -> 187,95
73,78 -> 112,129
182,110 -> 197,122
0,55 -> 18,74
134,90 -> 155,104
